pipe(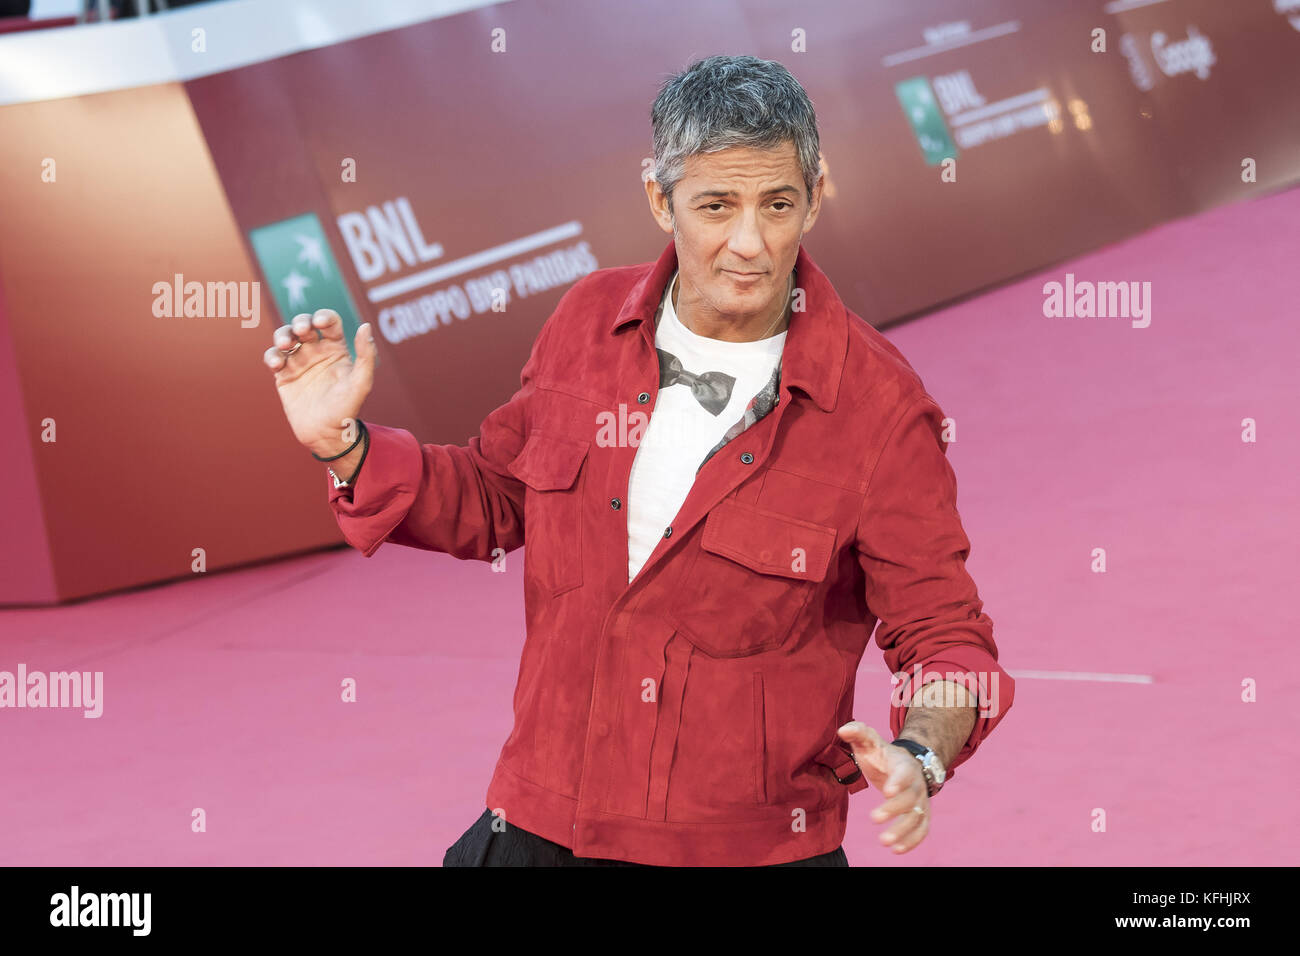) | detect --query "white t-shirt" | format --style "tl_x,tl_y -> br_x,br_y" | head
626,270 -> 786,582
